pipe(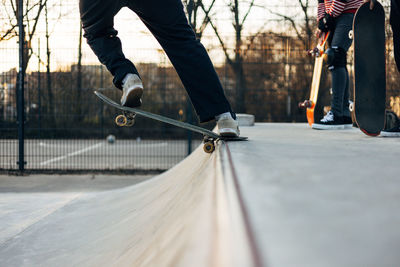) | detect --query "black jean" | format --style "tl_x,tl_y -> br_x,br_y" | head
79,0 -> 234,122
327,13 -> 353,118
